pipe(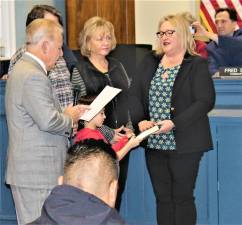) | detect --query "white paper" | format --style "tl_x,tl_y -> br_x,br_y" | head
80,86 -> 122,121
136,125 -> 159,140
